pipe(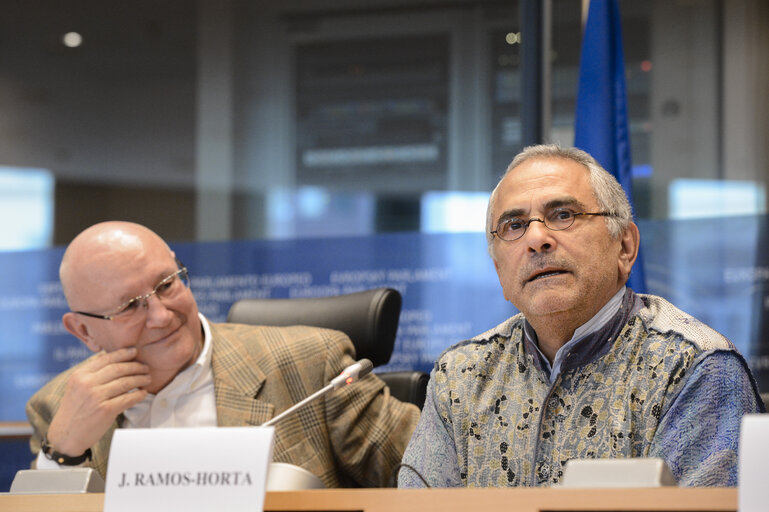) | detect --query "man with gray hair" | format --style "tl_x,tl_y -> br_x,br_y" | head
399,144 -> 762,487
